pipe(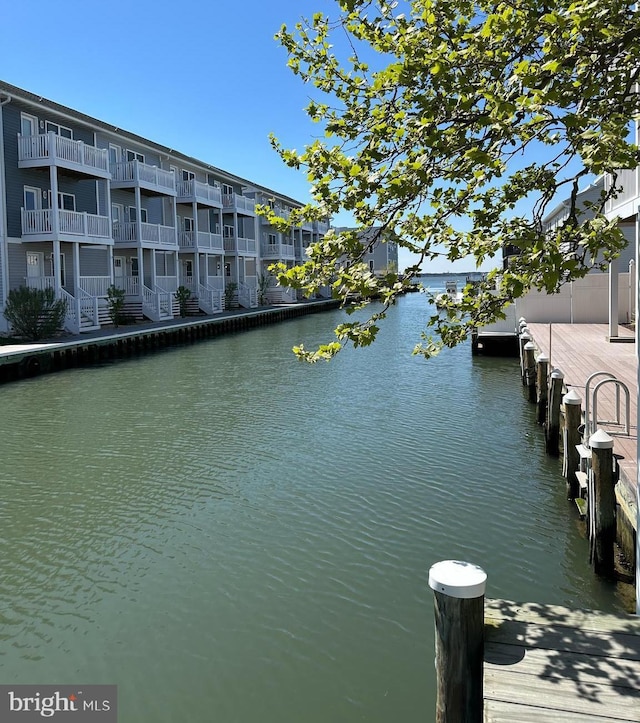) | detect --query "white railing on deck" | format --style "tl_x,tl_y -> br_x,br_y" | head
25,276 -> 55,291
78,287 -> 99,327
60,287 -> 79,334
197,283 -> 223,314
238,282 -> 258,308
197,231 -> 223,251
222,193 -> 256,214
141,284 -> 172,320
114,276 -> 140,295
112,222 -> 176,245
236,236 -> 256,253
156,276 -> 178,293
177,179 -> 222,205
206,276 -> 224,290
110,160 -> 176,192
179,277 -> 196,293
223,237 -> 235,251
179,231 -> 195,247
79,276 -> 111,297
22,208 -> 52,234
22,209 -> 110,238
18,133 -> 109,173
261,241 -> 294,257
